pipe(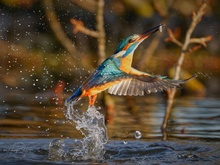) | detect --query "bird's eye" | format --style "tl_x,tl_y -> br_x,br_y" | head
128,35 -> 138,43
